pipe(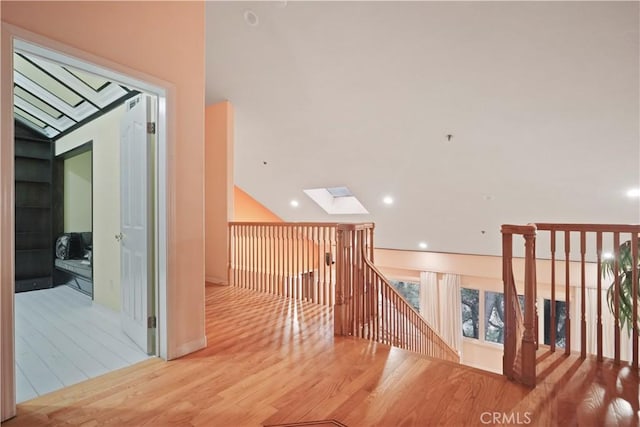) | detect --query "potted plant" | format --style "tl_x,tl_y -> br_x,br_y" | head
603,239 -> 640,334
